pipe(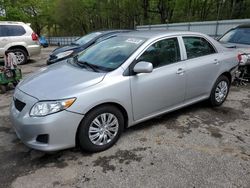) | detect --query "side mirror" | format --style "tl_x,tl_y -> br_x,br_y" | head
215,36 -> 220,41
133,61 -> 153,74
